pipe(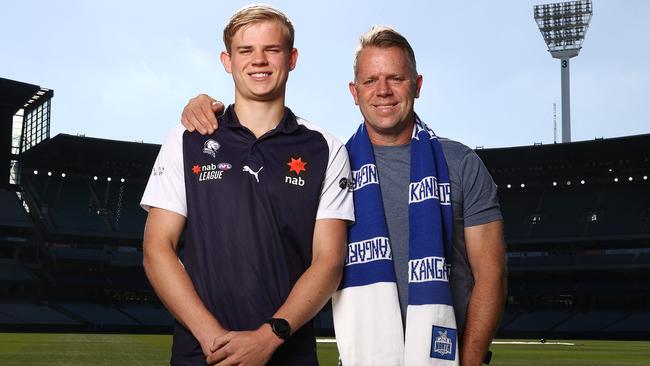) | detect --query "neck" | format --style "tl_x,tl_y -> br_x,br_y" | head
233,97 -> 286,138
366,115 -> 415,147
